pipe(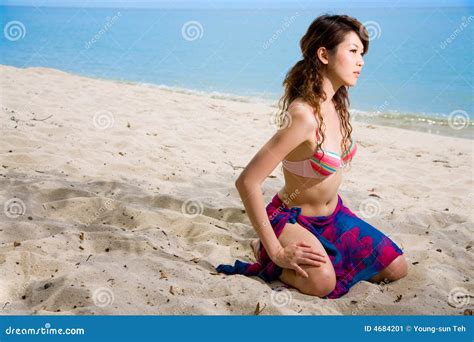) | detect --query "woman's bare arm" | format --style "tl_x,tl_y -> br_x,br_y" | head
235,104 -> 316,259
